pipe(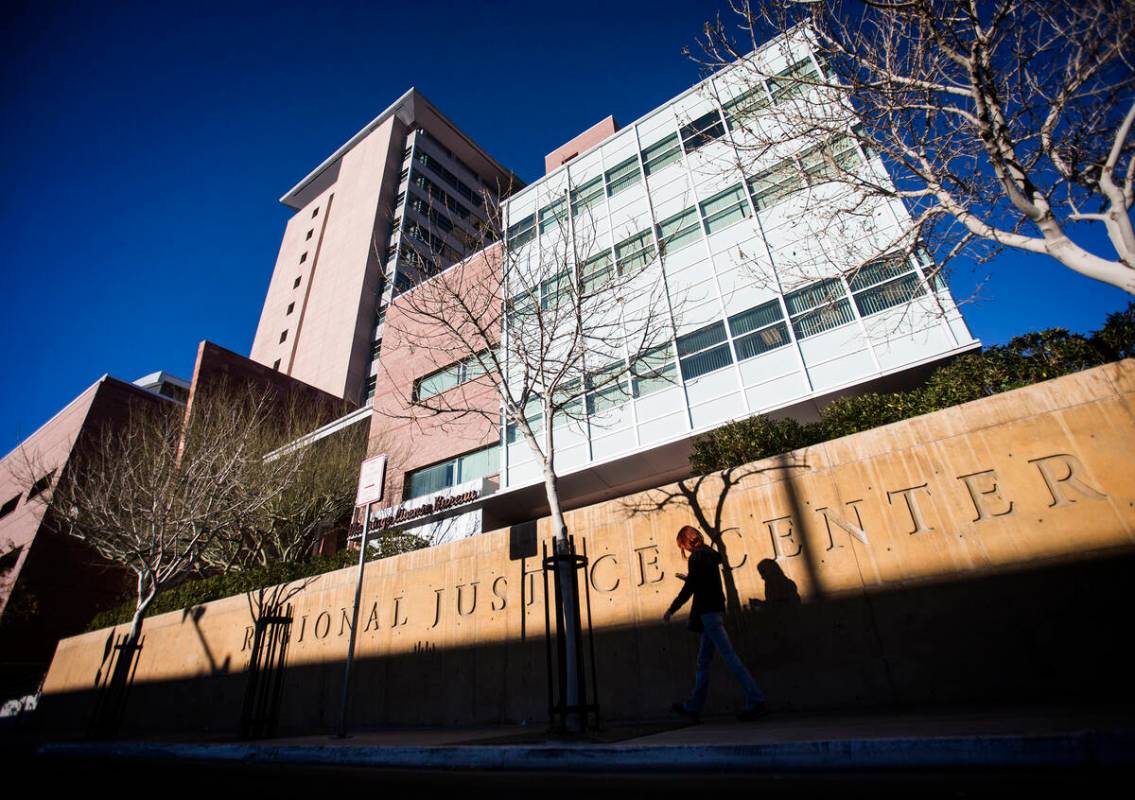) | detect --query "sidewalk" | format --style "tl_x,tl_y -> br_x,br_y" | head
36,703 -> 1135,773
